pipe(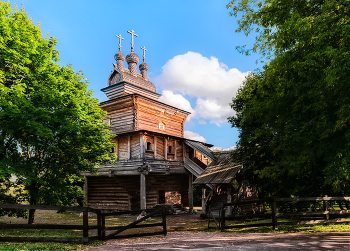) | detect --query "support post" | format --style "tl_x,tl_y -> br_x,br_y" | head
202,187 -> 206,214
140,133 -> 145,159
154,136 -> 157,159
220,207 -> 225,231
127,135 -> 131,159
189,173 -> 193,212
97,211 -> 102,240
83,211 -> 89,243
83,176 -> 88,207
162,206 -> 167,236
272,199 -> 278,230
323,195 -> 329,225
101,215 -> 105,240
140,173 -> 146,210
227,186 -> 232,215
164,137 -> 168,160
